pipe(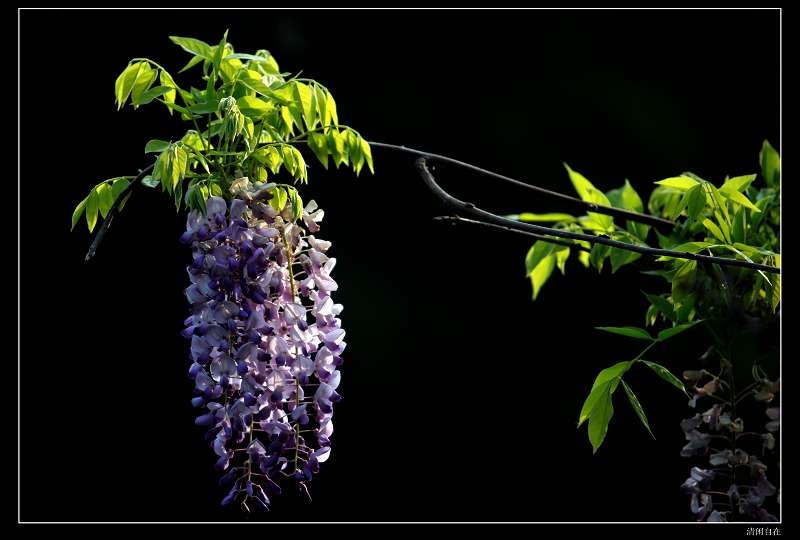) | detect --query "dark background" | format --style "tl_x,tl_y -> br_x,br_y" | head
19,9 -> 780,523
